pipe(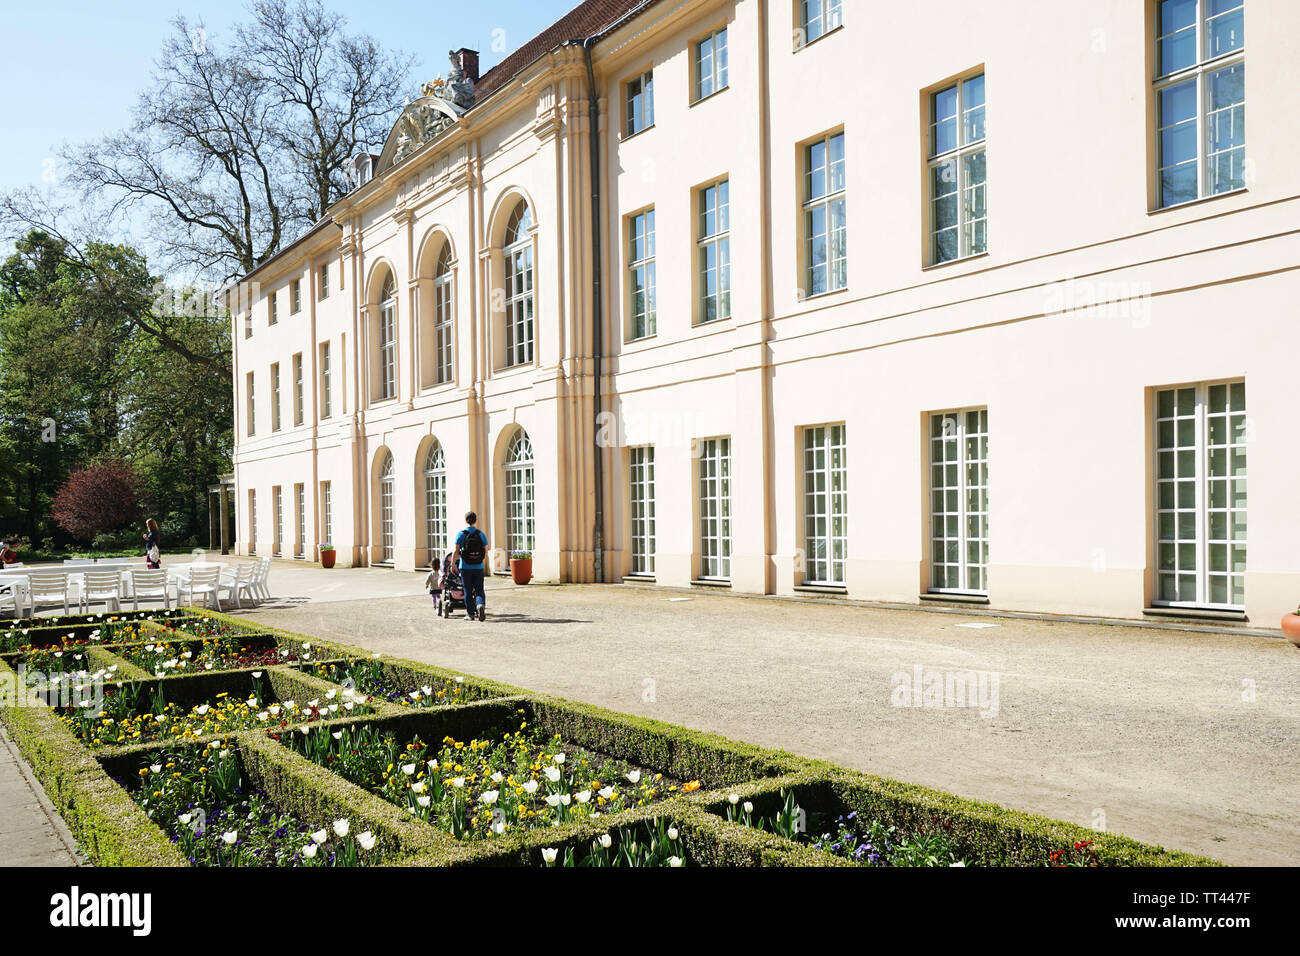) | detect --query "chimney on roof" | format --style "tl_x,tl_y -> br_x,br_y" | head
454,48 -> 480,84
